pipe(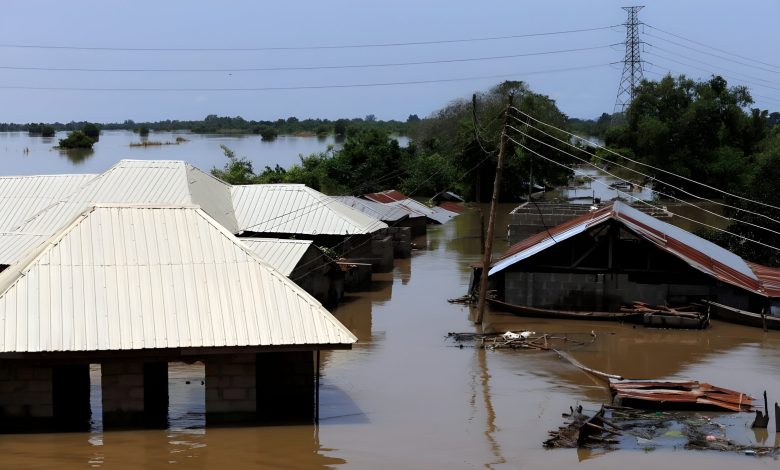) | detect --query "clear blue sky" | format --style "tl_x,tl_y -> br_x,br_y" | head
1,0 -> 778,123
